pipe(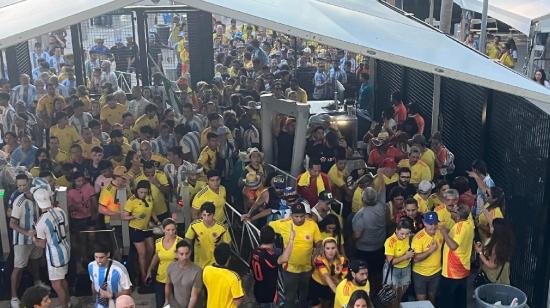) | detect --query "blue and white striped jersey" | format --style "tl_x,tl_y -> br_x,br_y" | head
35,207 -> 71,267
88,259 -> 132,308
10,193 -> 40,245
